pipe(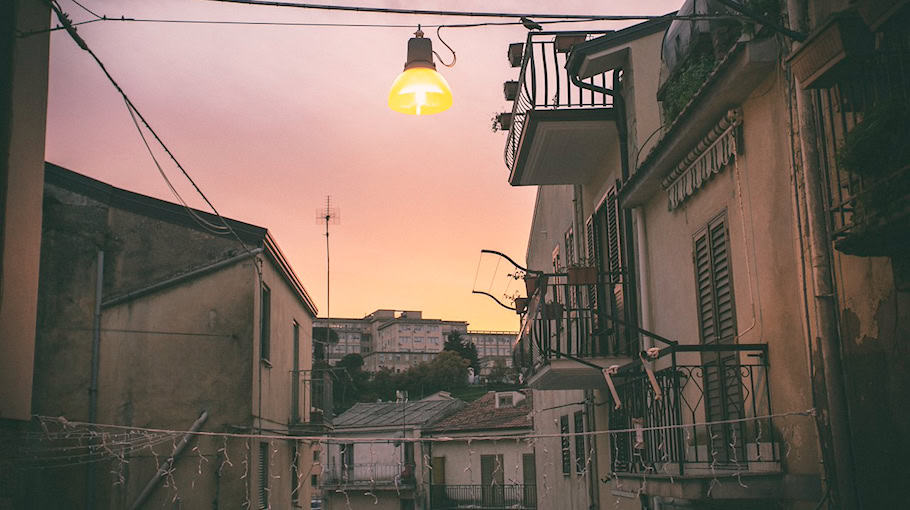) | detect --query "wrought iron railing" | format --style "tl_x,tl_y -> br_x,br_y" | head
504,31 -> 615,171
607,344 -> 778,476
429,484 -> 536,510
321,463 -> 414,486
513,271 -> 671,380
811,19 -> 910,255
290,369 -> 333,426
